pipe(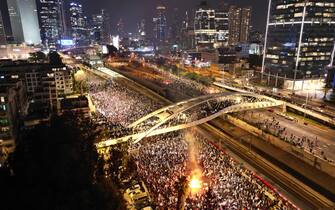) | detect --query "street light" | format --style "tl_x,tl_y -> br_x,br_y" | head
292,0 -> 308,94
